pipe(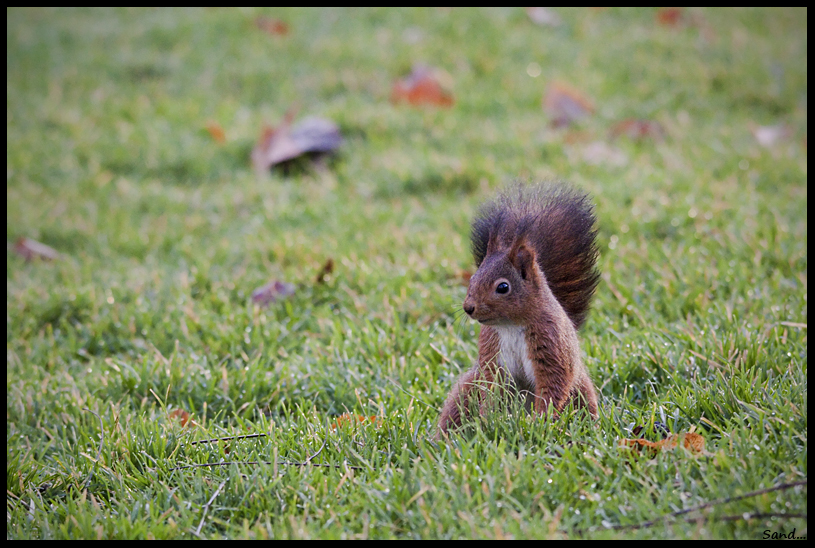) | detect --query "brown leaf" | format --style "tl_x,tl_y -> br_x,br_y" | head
252,280 -> 296,308
610,119 -> 665,142
251,113 -> 342,173
391,65 -> 455,108
205,121 -> 226,144
169,409 -> 191,428
255,16 -> 289,36
543,82 -> 593,128
656,8 -> 683,27
620,432 -> 706,455
315,258 -> 334,284
13,237 -> 61,261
